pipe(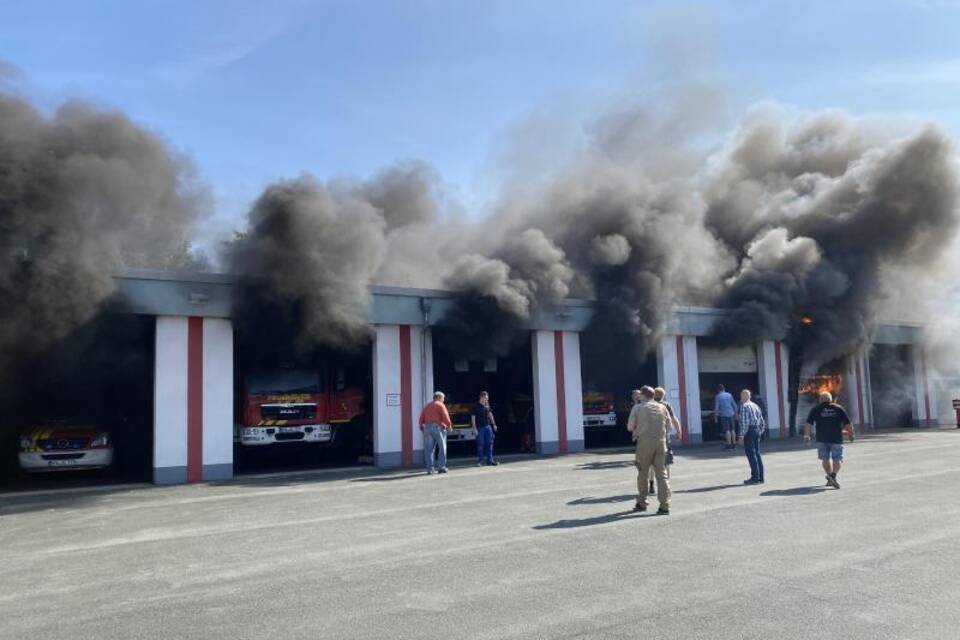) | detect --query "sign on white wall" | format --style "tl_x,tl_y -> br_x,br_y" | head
385,393 -> 401,407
